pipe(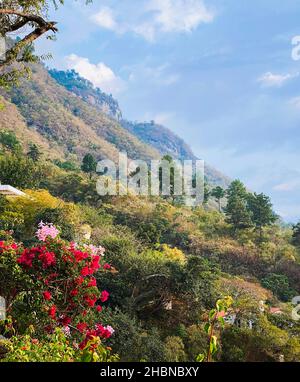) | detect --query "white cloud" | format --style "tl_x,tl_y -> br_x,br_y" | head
127,62 -> 180,87
90,7 -> 118,31
273,180 -> 300,192
148,0 -> 214,33
258,71 -> 298,87
153,112 -> 175,125
289,96 -> 300,110
91,0 -> 214,42
65,54 -> 125,95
